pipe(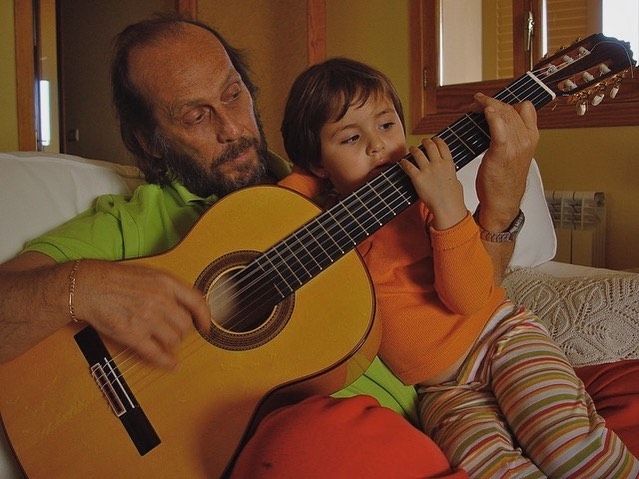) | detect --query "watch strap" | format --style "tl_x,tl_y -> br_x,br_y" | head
473,206 -> 525,243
